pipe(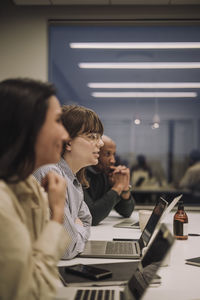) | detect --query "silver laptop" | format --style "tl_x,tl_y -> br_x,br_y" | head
160,194 -> 182,221
56,224 -> 174,300
114,219 -> 140,229
79,197 -> 168,259
114,194 -> 182,229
